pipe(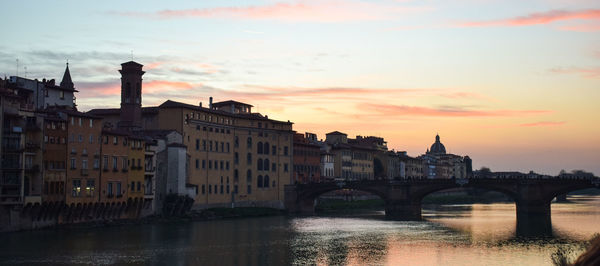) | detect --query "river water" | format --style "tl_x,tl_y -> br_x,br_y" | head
1,196 -> 598,265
